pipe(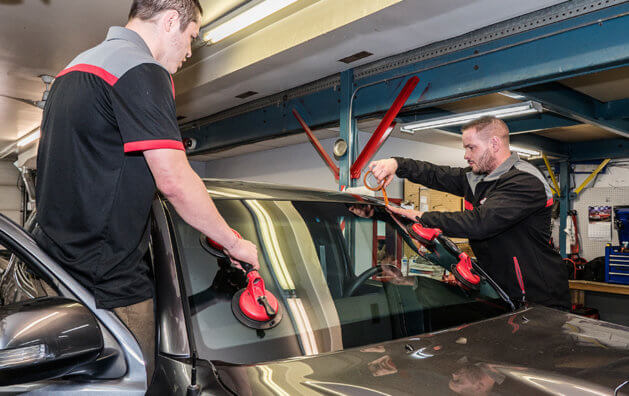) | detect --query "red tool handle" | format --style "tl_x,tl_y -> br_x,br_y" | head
246,272 -> 265,299
410,222 -> 442,242
240,268 -> 278,320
